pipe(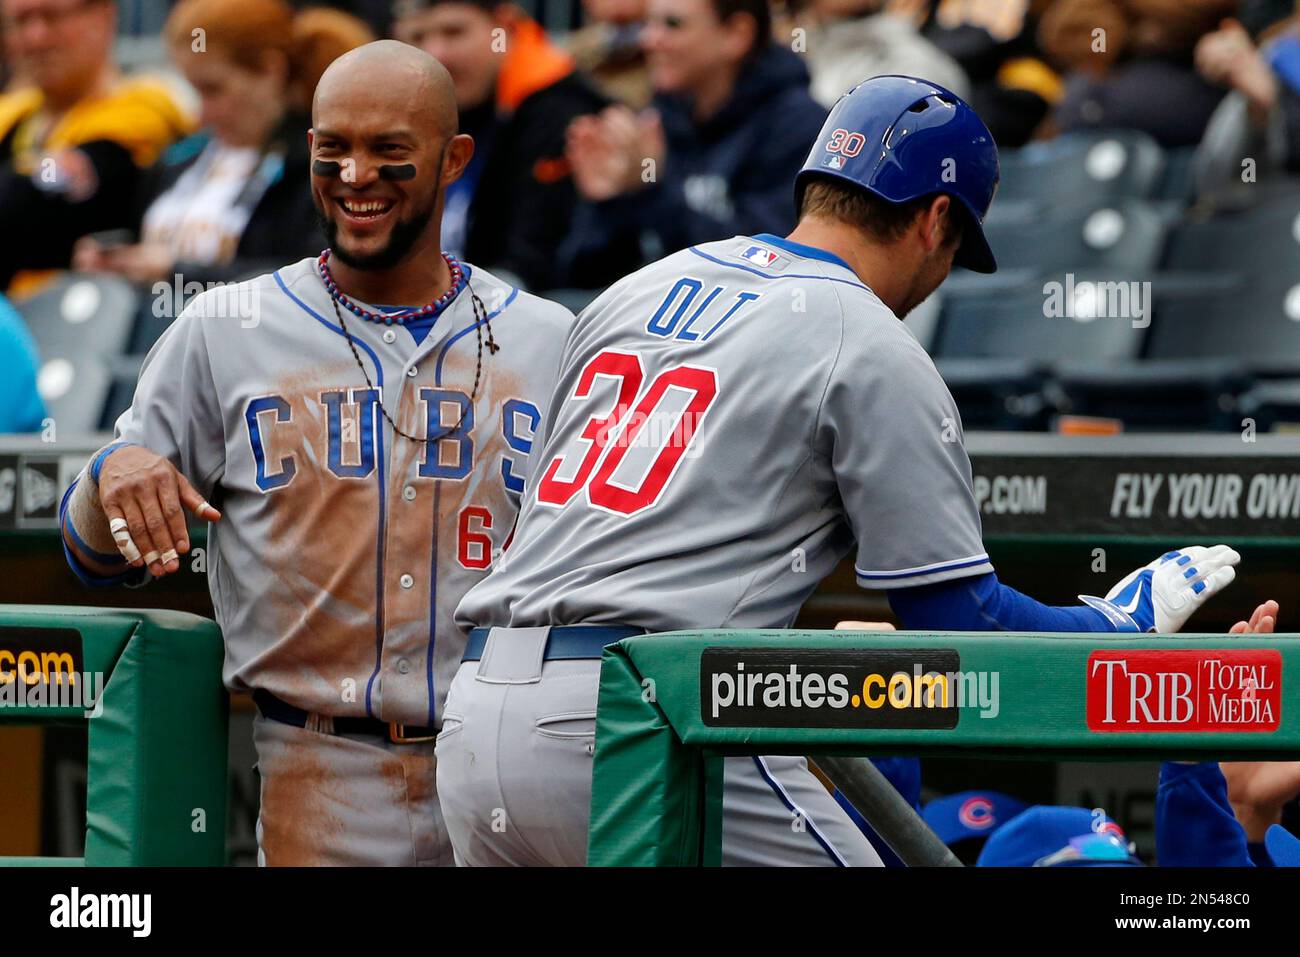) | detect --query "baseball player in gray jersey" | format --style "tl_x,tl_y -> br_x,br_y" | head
439,77 -> 1261,866
59,42 -> 572,865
